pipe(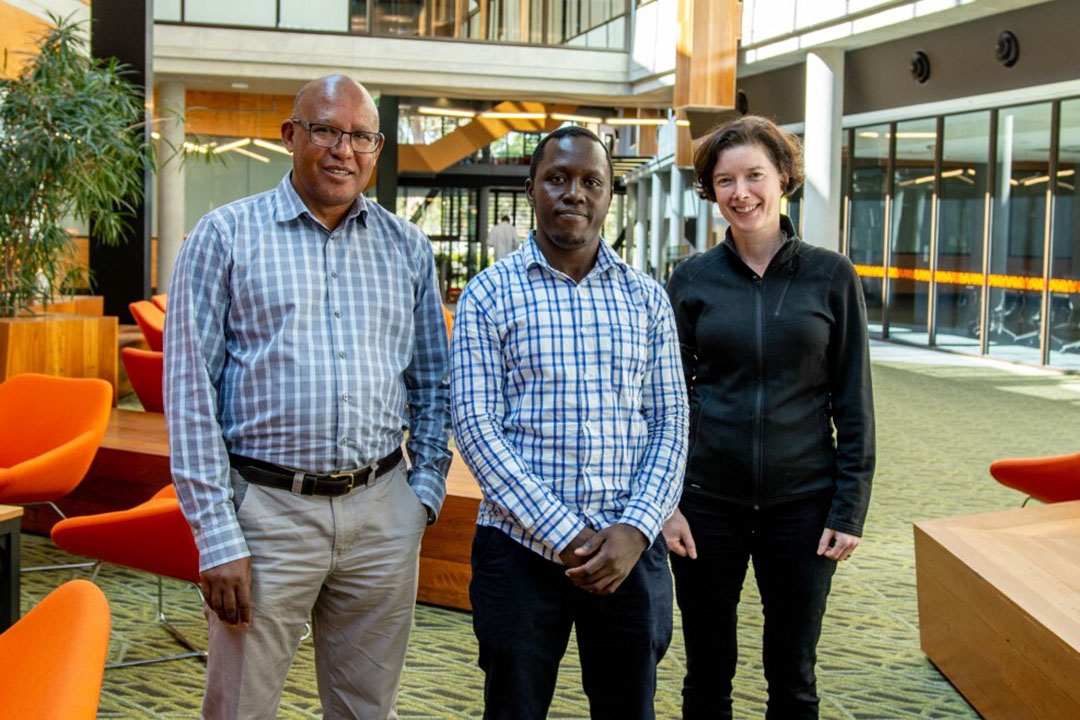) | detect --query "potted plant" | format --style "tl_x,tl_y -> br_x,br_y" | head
0,14 -> 150,389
